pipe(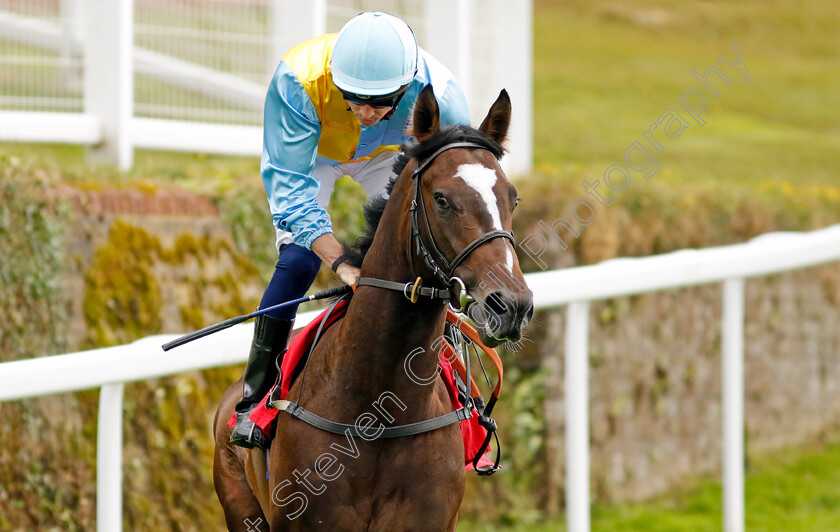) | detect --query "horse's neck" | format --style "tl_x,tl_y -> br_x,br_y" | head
338,291 -> 446,395
331,182 -> 448,416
